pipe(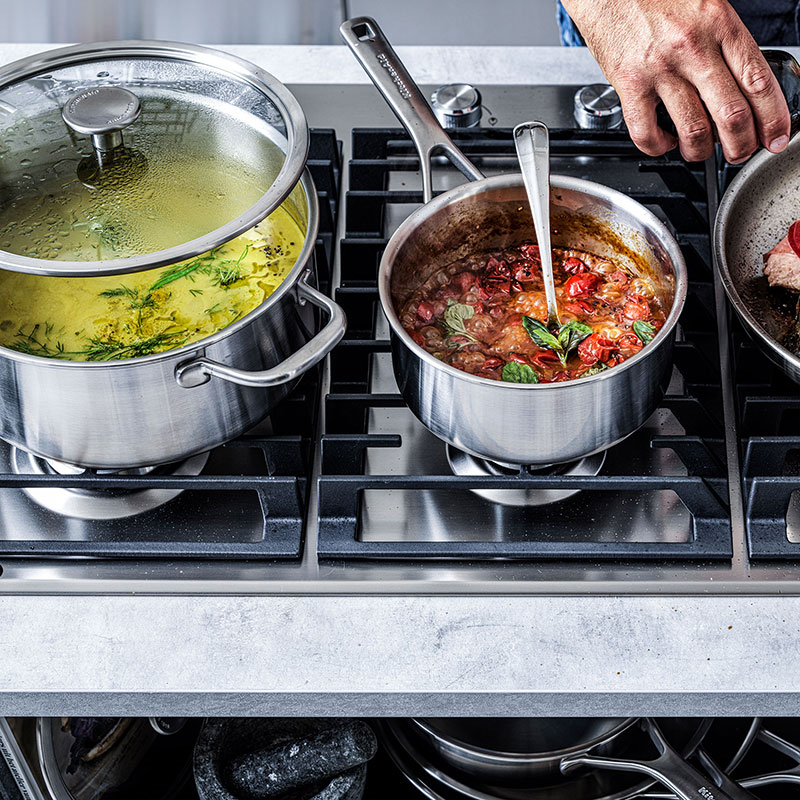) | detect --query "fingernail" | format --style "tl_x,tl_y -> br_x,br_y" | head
768,135 -> 789,153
